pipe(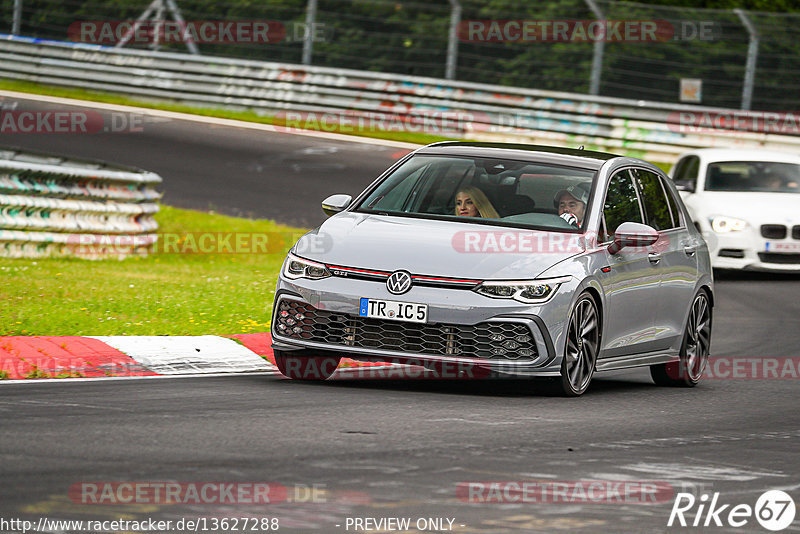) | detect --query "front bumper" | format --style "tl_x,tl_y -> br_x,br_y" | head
270,276 -> 565,377
706,230 -> 800,272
